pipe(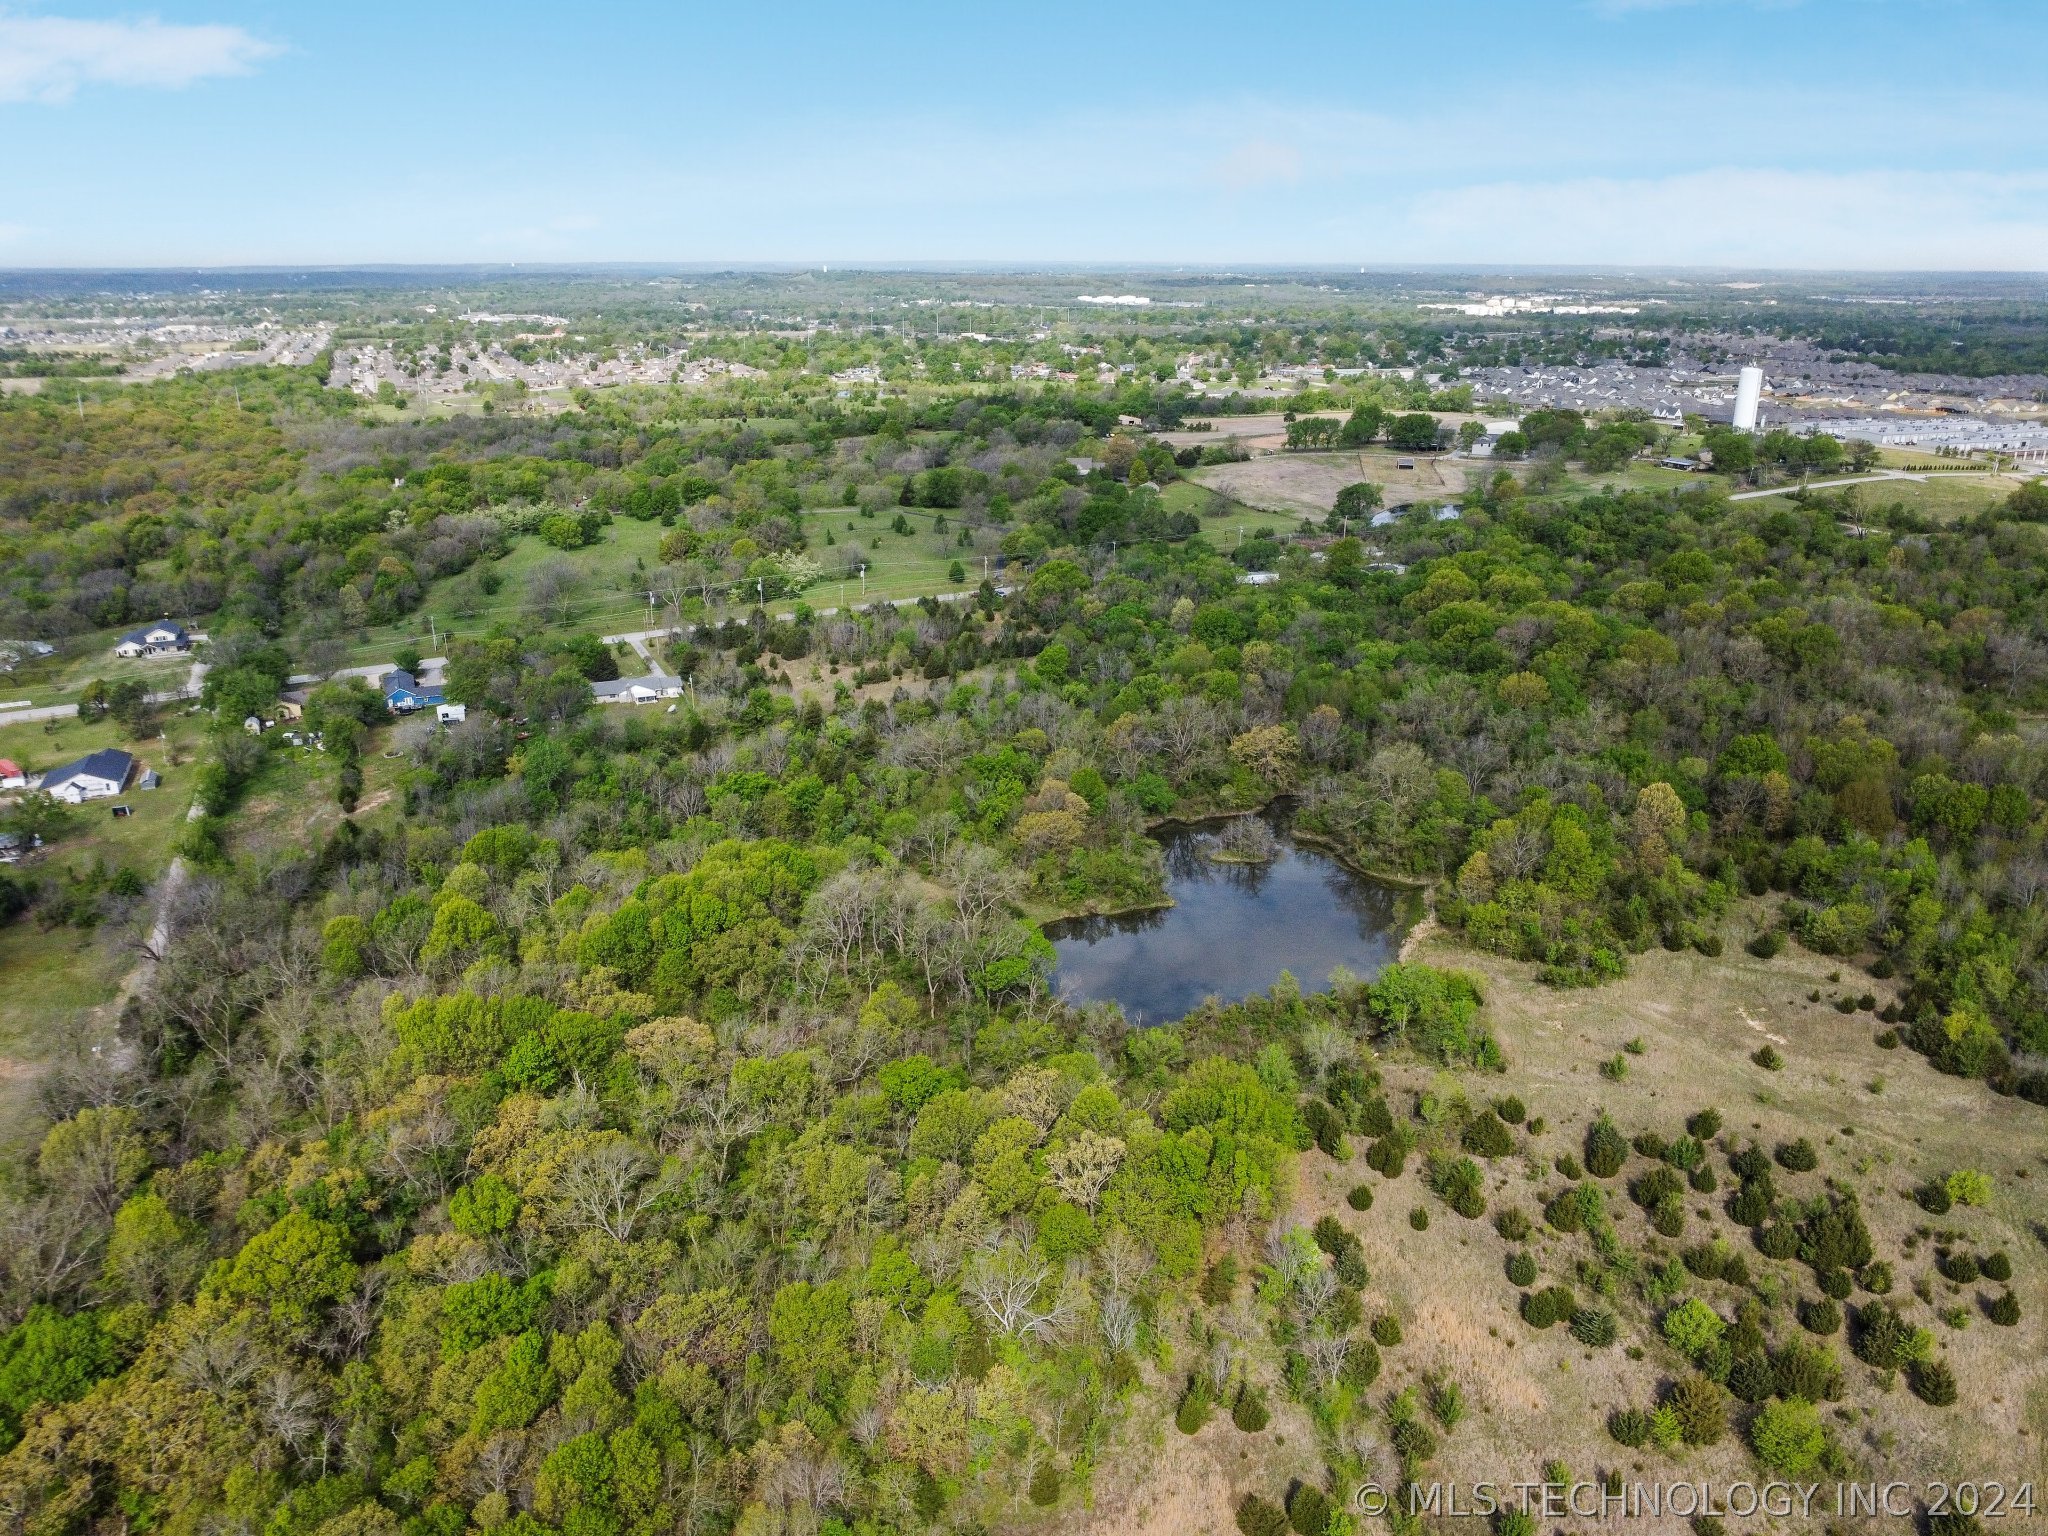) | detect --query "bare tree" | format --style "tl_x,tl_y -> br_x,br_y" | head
942,843 -> 1024,948
320,1268 -> 389,1363
1989,631 -> 2048,697
255,1367 -> 325,1464
679,1067 -> 768,1183
1295,1264 -> 1338,1325
554,1139 -> 663,1242
528,559 -> 581,626
757,1426 -> 848,1536
468,1432 -> 527,1499
171,1314 -> 263,1400
1097,1292 -> 1138,1354
961,1239 -> 1057,1339
0,1192 -> 105,1316
1154,696 -> 1225,771
1485,818 -> 1545,882
1303,1327 -> 1351,1393
1094,1226 -> 1153,1298
908,906 -> 969,1007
